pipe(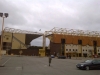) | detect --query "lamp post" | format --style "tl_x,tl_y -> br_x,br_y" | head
0,12 -> 8,59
